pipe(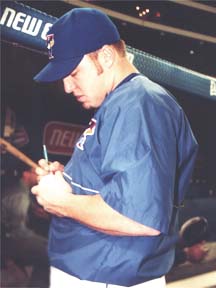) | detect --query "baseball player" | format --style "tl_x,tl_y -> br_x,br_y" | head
32,8 -> 198,287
